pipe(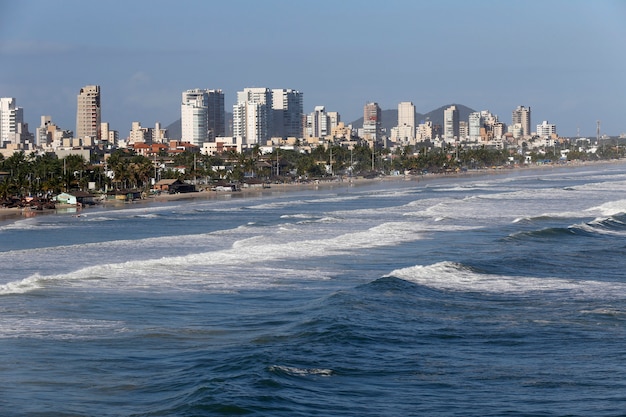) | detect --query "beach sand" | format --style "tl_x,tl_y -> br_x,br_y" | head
1,160 -> 623,225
